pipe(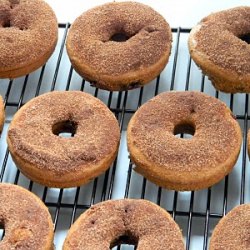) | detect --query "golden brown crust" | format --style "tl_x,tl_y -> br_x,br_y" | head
127,91 -> 242,191
0,0 -> 58,79
63,199 -> 184,250
0,96 -> 4,133
189,6 -> 250,93
7,91 -> 120,188
210,204 -> 250,250
0,183 -> 54,250
66,1 -> 172,91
